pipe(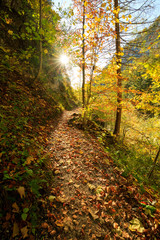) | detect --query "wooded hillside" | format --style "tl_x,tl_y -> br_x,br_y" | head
0,0 -> 77,238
